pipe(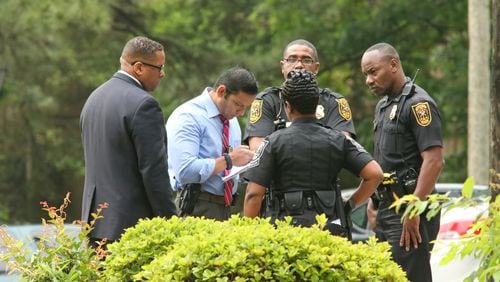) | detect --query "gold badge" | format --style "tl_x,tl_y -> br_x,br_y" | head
336,98 -> 352,120
411,102 -> 432,126
249,100 -> 263,123
315,105 -> 325,119
389,105 -> 397,120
